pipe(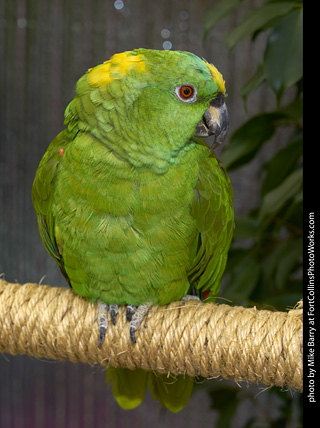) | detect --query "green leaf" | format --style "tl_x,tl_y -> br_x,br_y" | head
241,62 -> 266,104
275,238 -> 302,290
276,97 -> 303,123
221,113 -> 284,170
225,2 -> 296,49
261,135 -> 303,195
224,248 -> 250,274
203,0 -> 241,41
266,293 -> 303,311
261,238 -> 302,291
258,168 -> 303,222
233,216 -> 259,240
264,8 -> 303,100
209,387 -> 240,428
223,257 -> 261,303
281,191 -> 303,228
261,243 -> 288,285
